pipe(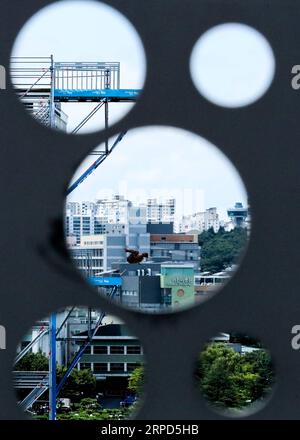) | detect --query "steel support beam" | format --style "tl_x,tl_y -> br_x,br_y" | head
49,313 -> 56,421
105,99 -> 109,154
